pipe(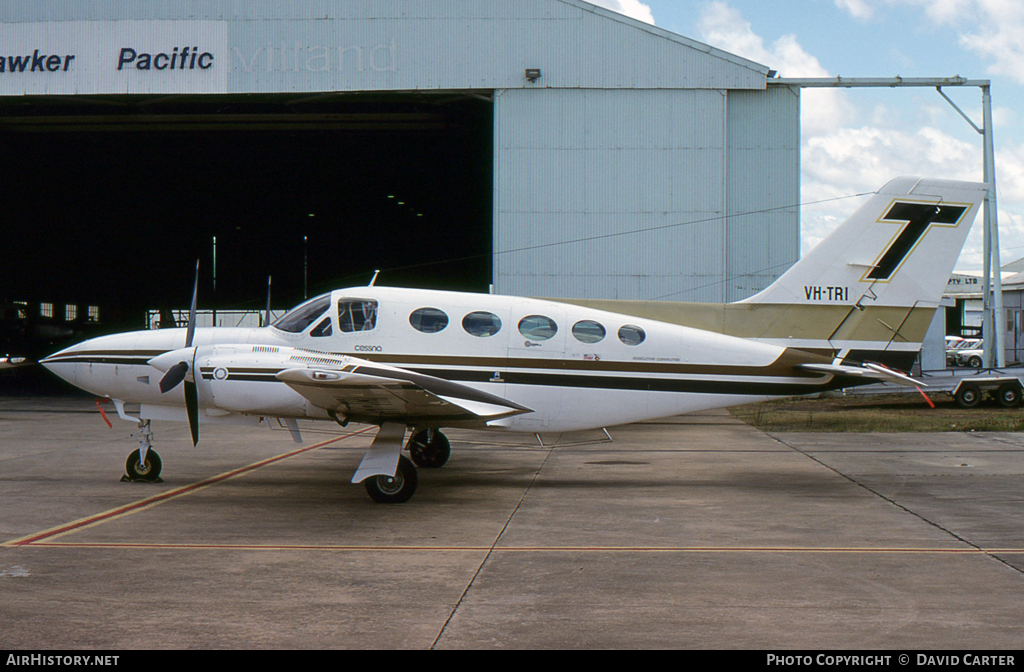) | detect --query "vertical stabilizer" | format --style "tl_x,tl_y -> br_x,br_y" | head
741,178 -> 987,309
